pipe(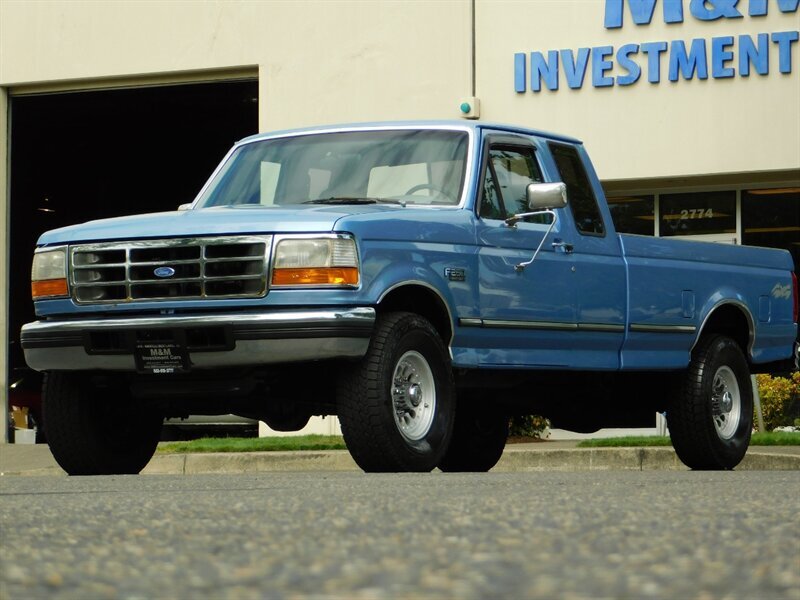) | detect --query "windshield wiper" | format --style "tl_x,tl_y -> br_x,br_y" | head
304,197 -> 405,206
